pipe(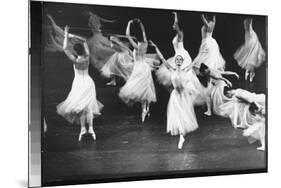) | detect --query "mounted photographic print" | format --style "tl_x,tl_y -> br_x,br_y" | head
28,0 -> 267,187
